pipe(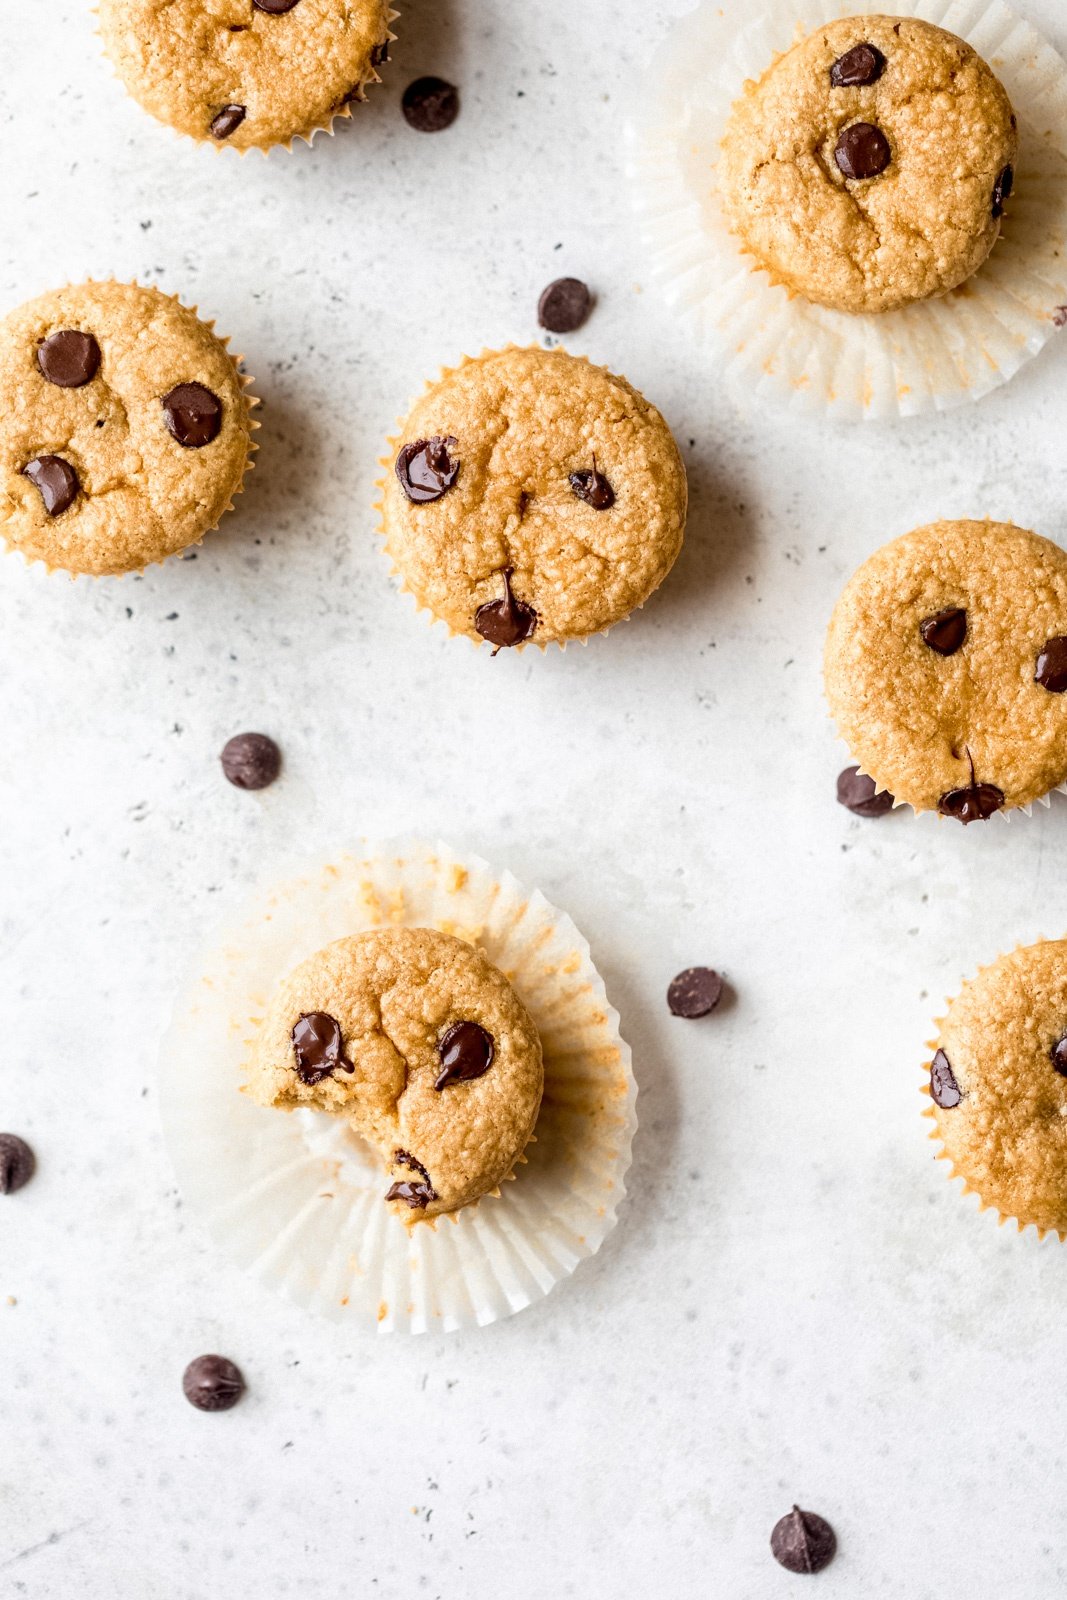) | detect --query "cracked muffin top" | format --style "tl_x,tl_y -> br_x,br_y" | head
381,346 -> 688,649
0,280 -> 254,575
244,927 -> 544,1221
719,15 -> 1017,314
